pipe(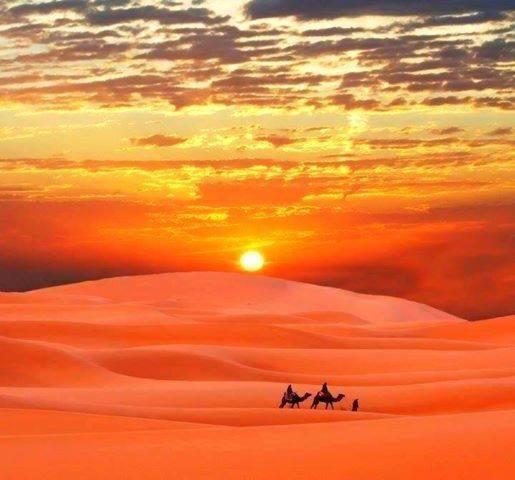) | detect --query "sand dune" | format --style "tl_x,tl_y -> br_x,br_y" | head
0,272 -> 513,478
33,272 -> 461,322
